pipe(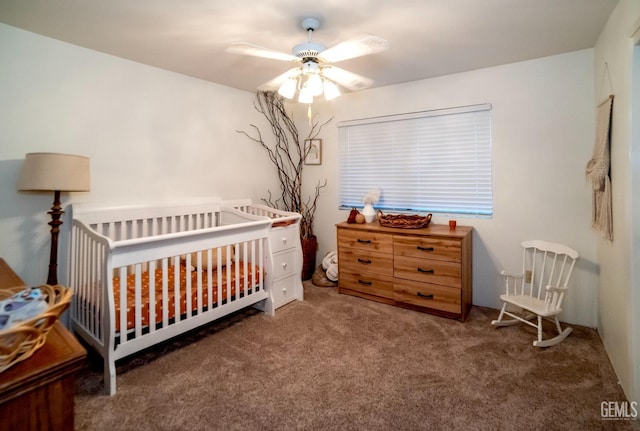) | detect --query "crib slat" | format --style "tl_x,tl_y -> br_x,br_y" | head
217,250 -> 223,307
75,228 -> 84,332
248,242 -> 253,295
84,227 -> 102,342
134,264 -> 142,339
99,245 -> 104,341
186,254 -> 193,318
206,250 -> 213,311
119,266 -> 127,342
195,251 -> 203,315
88,237 -> 94,336
235,243 -> 240,300
79,231 -> 85,337
91,234 -> 99,337
252,239 -> 257,292
88,237 -> 96,337
162,258 -> 169,328
173,256 -> 180,322
227,246 -> 233,303
259,238 -> 264,291
242,242 -> 248,297
76,229 -> 85,331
